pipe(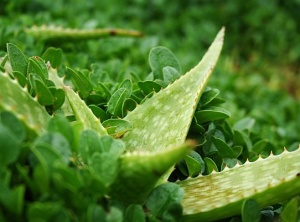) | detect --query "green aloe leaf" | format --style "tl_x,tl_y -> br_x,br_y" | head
178,148 -> 300,222
122,28 -> 225,154
109,141 -> 194,205
0,72 -> 51,135
48,67 -> 107,135
25,26 -> 143,42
